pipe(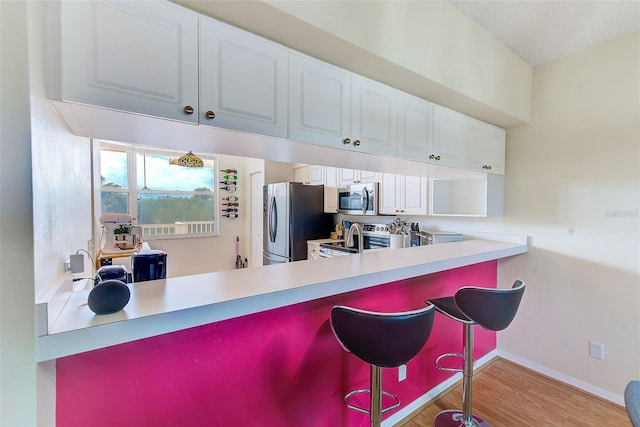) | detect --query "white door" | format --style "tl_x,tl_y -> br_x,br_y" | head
250,172 -> 264,267
60,1 -> 199,122
289,53 -> 351,147
199,17 -> 288,137
351,75 -> 397,156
